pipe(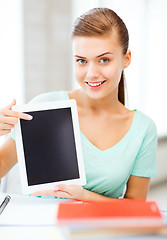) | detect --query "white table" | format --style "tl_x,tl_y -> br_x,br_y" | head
0,192 -> 65,239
